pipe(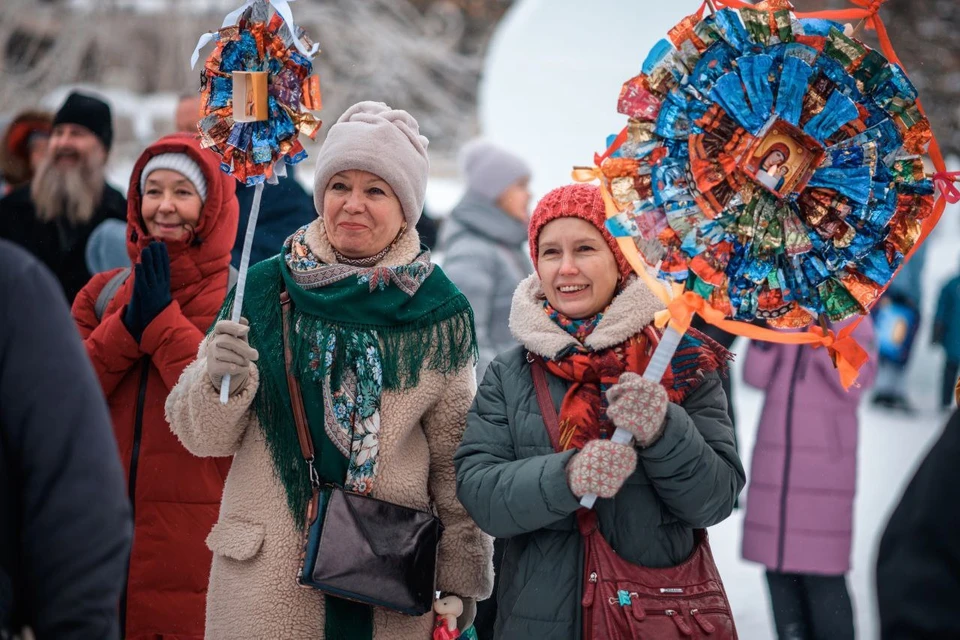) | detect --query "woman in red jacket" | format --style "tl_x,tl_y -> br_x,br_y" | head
72,132 -> 239,639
